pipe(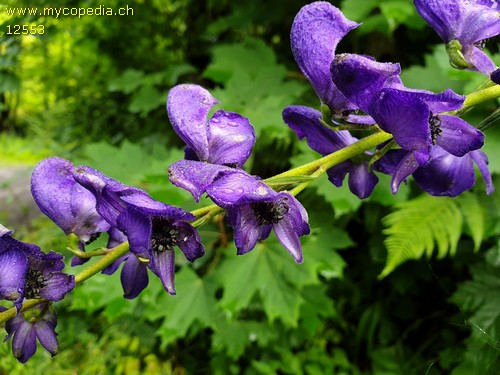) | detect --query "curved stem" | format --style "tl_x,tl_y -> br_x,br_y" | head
455,84 -> 500,115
